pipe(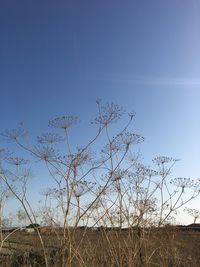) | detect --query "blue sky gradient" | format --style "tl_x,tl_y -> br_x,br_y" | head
1,1 -> 200,223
